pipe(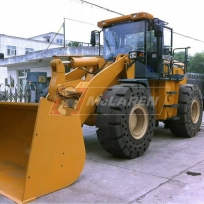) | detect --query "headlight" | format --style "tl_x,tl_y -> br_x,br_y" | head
132,14 -> 137,18
129,51 -> 144,59
129,51 -> 137,59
